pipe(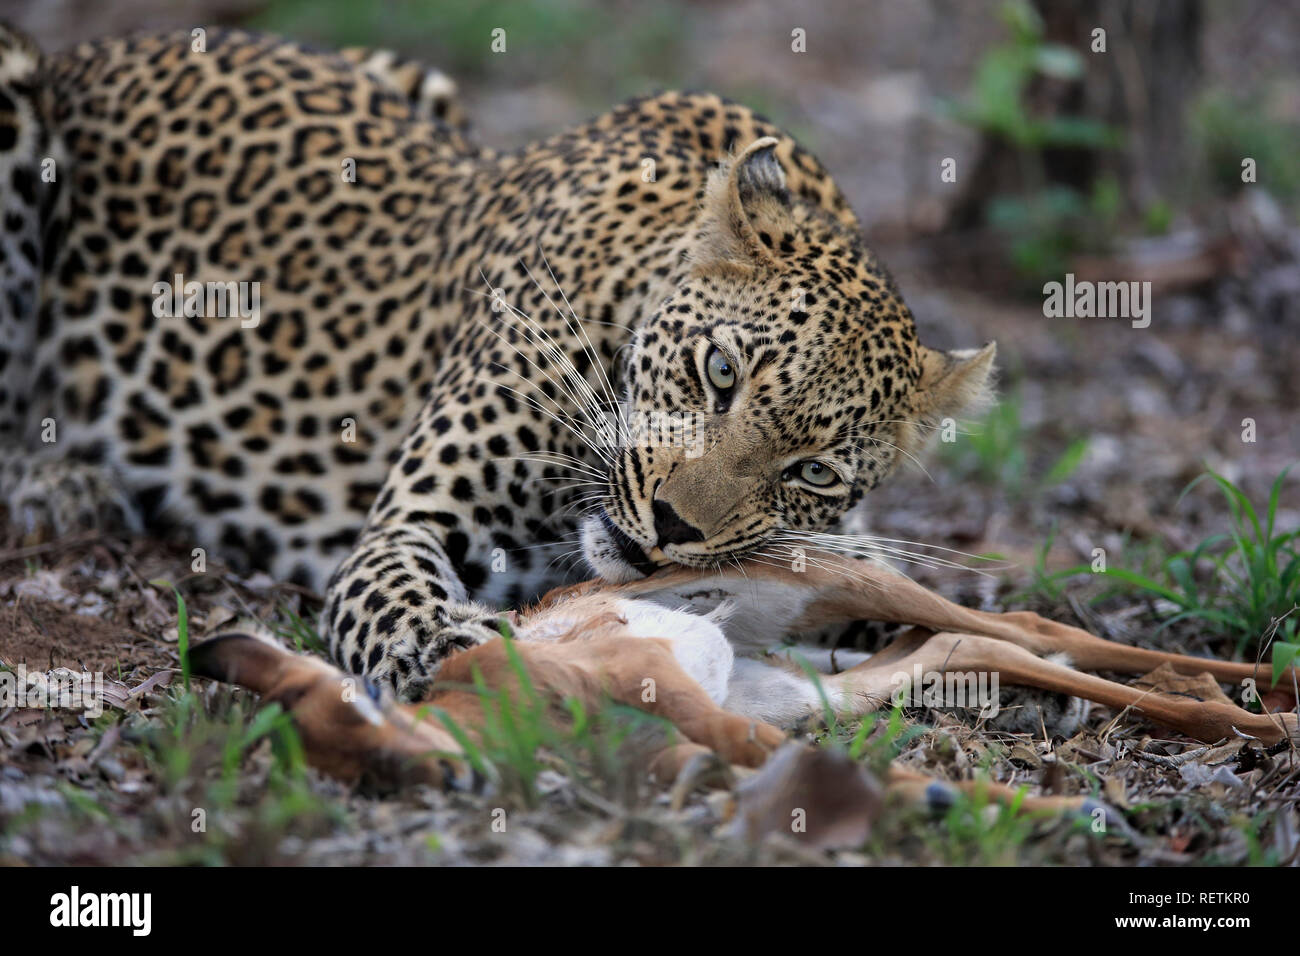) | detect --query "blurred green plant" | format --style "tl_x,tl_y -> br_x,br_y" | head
793,650 -> 928,772
1050,467 -> 1299,669
941,390 -> 1088,495
946,0 -> 1117,152
253,0 -> 592,70
250,0 -> 686,101
915,744 -> 1104,865
423,625 -> 674,808
1019,522 -> 1066,602
273,601 -> 328,654
138,687 -> 343,863
151,580 -> 191,691
1191,90 -> 1300,202
986,179 -> 1126,293
945,1 -> 1123,288
1141,197 -> 1174,236
843,705 -> 930,778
